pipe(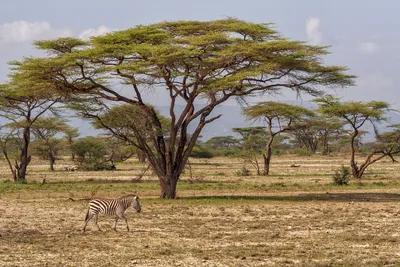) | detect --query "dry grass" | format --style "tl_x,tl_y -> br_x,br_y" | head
1,155 -> 400,266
